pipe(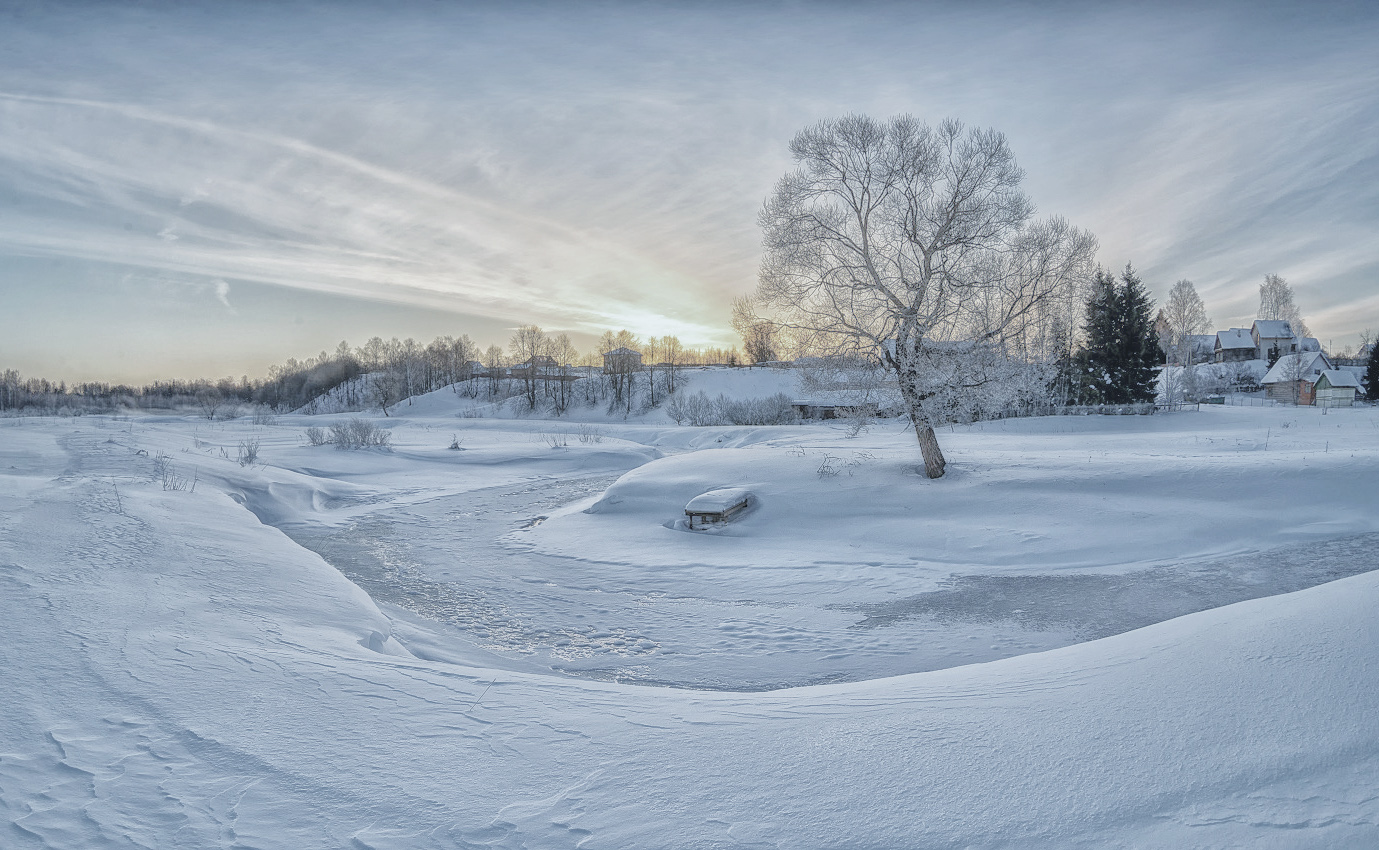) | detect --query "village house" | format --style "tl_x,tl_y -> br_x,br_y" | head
510,355 -> 559,379
1261,351 -> 1332,405
1250,320 -> 1298,362
1214,328 -> 1257,363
